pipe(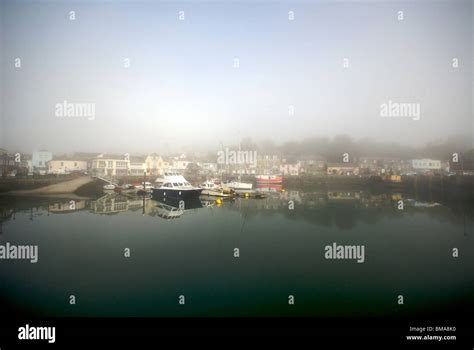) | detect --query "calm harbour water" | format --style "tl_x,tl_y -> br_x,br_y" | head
0,188 -> 473,317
